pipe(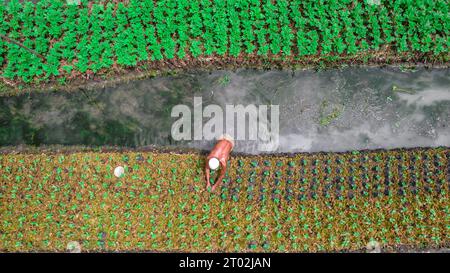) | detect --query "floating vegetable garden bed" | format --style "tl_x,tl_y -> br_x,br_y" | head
0,147 -> 448,252
0,0 -> 448,86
